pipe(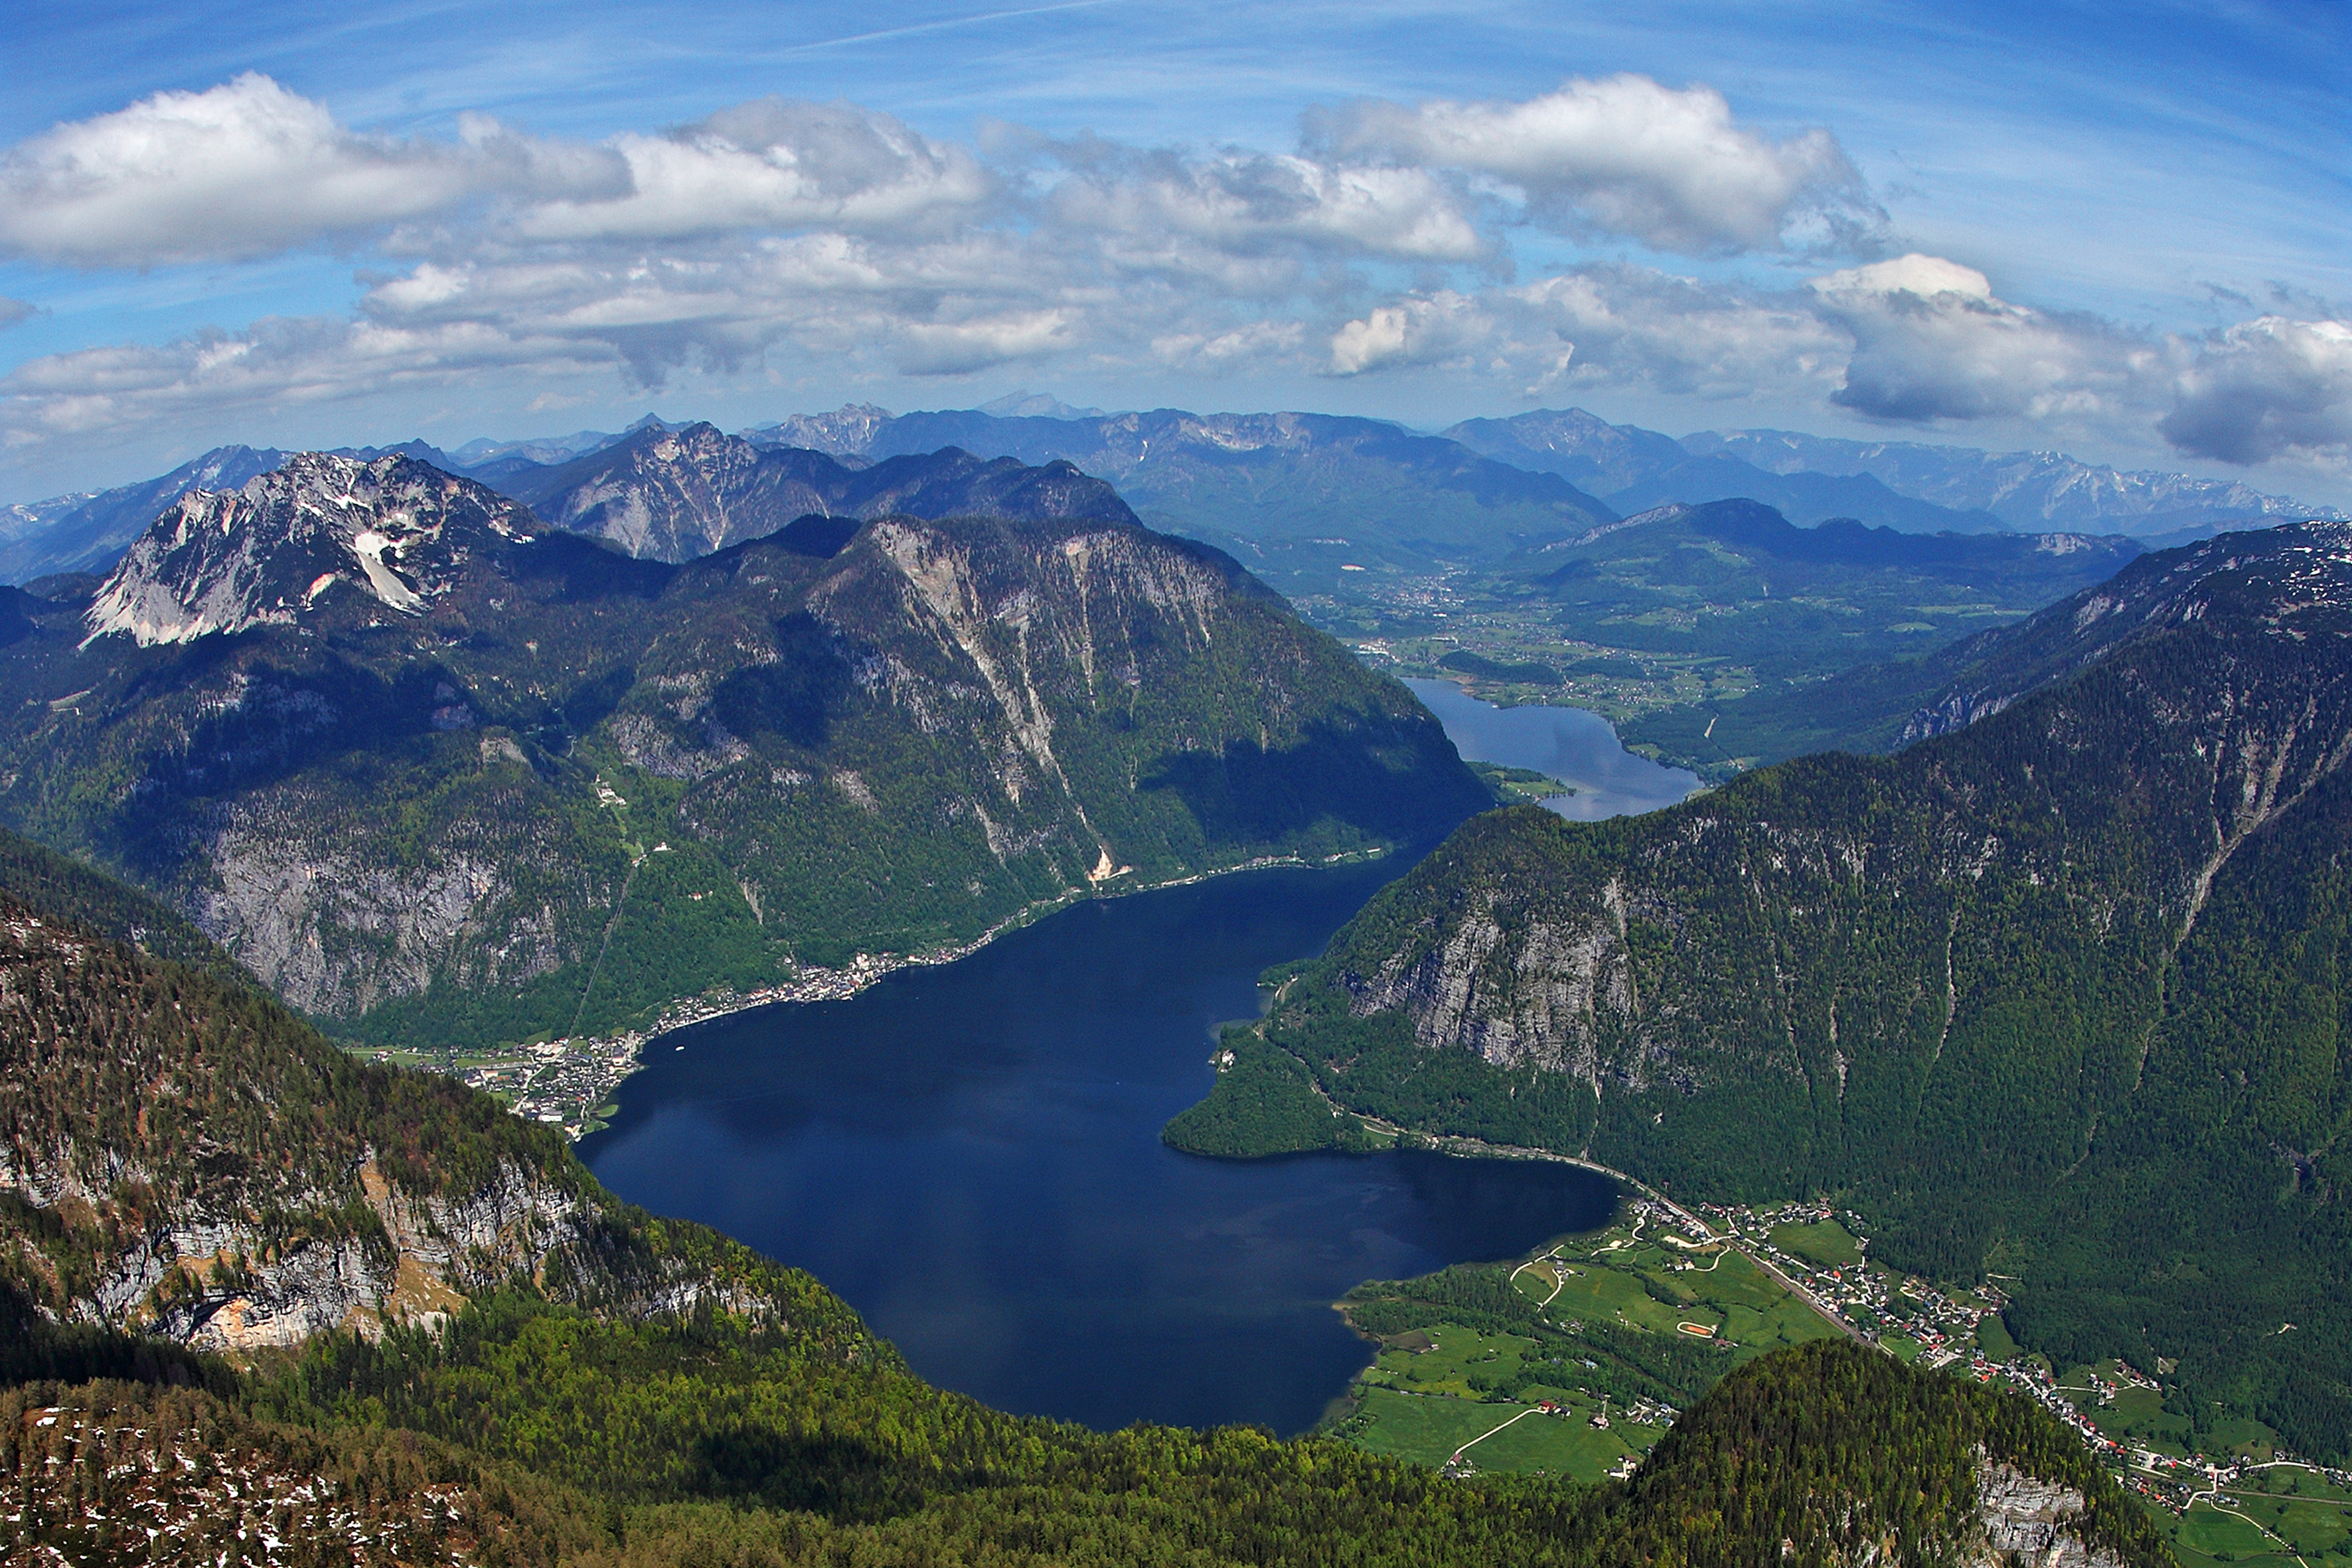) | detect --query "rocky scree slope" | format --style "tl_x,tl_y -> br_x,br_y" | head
491,420 -> 1142,564
1253,520 -> 2352,1460
0,824 -> 882,1360
0,451 -> 1486,1052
